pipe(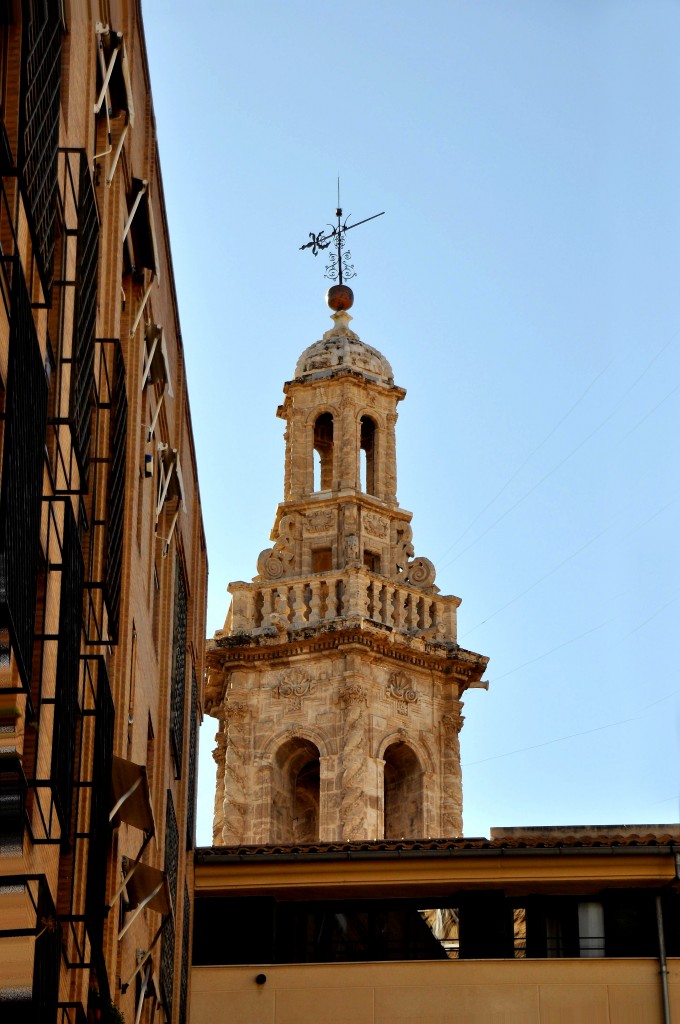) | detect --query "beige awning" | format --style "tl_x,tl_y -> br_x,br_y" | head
94,25 -> 135,127
143,324 -> 174,398
110,755 -> 155,835
126,863 -> 172,917
157,447 -> 187,516
124,178 -> 160,280
118,862 -> 173,942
